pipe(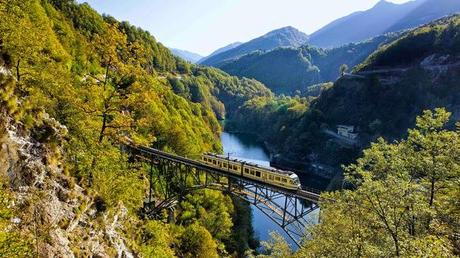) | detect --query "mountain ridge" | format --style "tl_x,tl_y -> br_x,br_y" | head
219,34 -> 398,94
308,0 -> 422,48
198,42 -> 242,64
200,26 -> 309,67
170,48 -> 203,63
